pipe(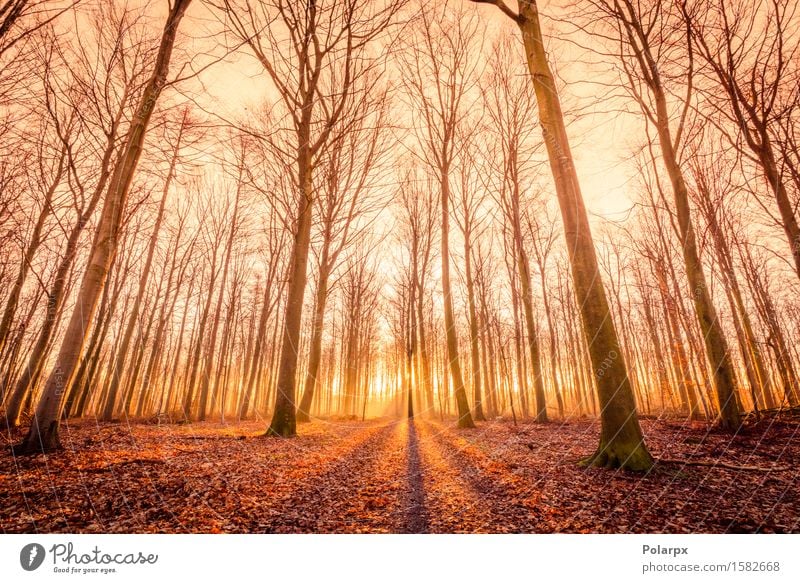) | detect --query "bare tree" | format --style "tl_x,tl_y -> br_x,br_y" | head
472,0 -> 651,468
216,0 -> 403,436
588,0 -> 741,430
296,76 -> 390,422
453,137 -> 490,422
100,108 -> 194,421
0,0 -> 73,59
4,2 -> 164,428
687,0 -> 800,281
688,137 -> 777,412
401,1 -> 481,428
480,33 -> 548,422
15,0 -> 193,454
